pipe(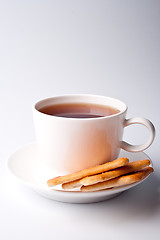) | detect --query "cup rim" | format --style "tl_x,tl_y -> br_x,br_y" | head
33,94 -> 128,120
